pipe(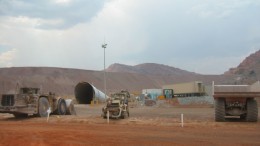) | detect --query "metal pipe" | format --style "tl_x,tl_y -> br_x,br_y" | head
74,82 -> 107,104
